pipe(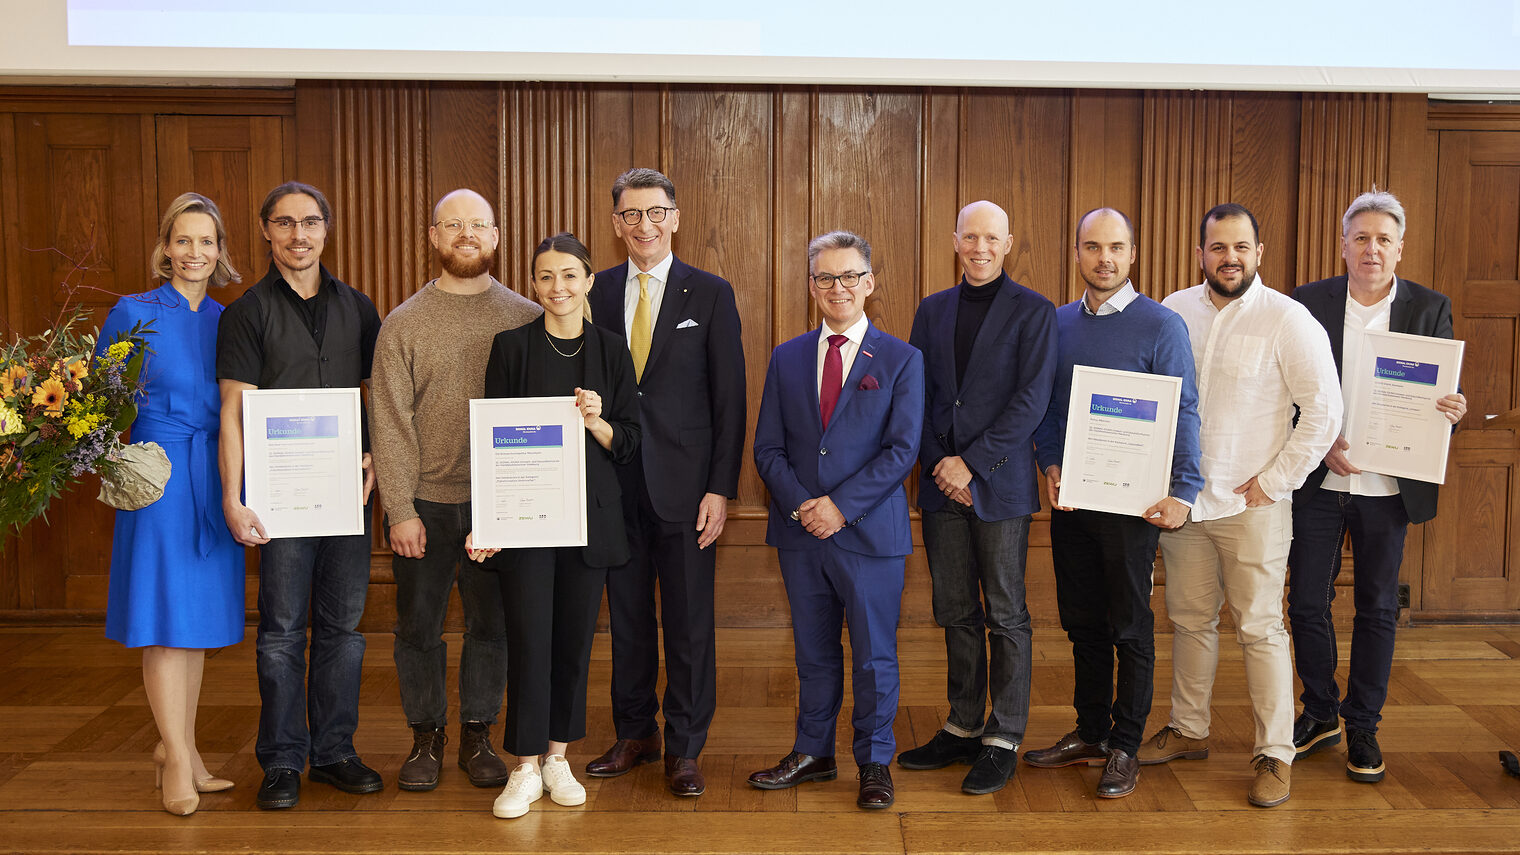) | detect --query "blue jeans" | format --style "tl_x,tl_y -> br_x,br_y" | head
922,504 -> 1032,748
1288,487 -> 1409,732
391,500 -> 507,728
254,512 -> 372,772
